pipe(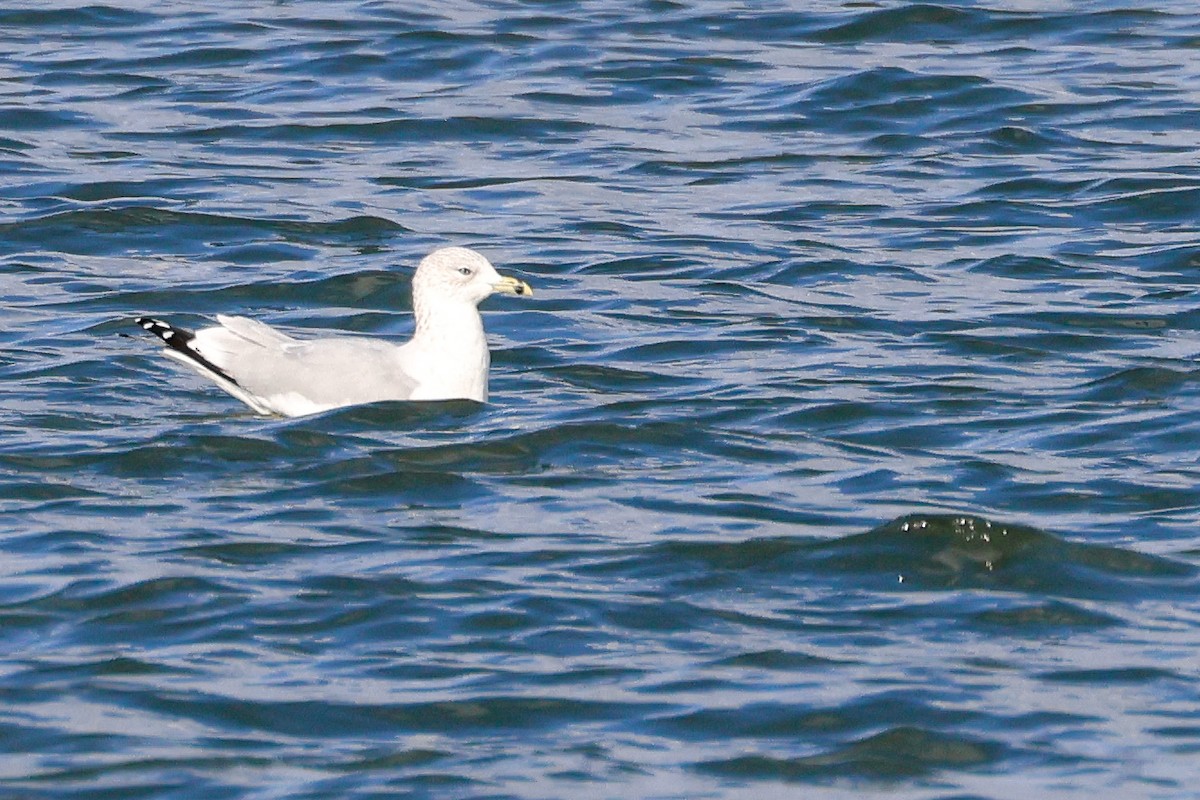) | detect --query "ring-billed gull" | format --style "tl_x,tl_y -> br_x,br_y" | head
134,246 -> 532,417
